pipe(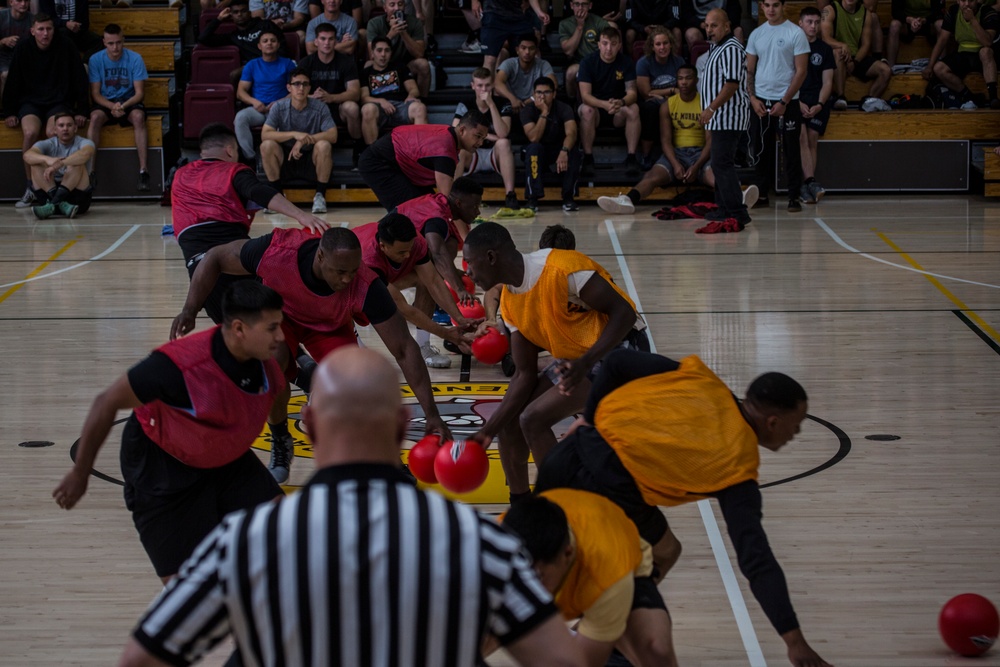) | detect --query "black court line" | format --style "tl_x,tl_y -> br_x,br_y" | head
953,310 -> 1000,356
760,413 -> 852,489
